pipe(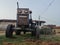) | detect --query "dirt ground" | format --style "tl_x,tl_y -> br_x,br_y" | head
2,39 -> 60,45
0,31 -> 5,36
0,30 -> 15,36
